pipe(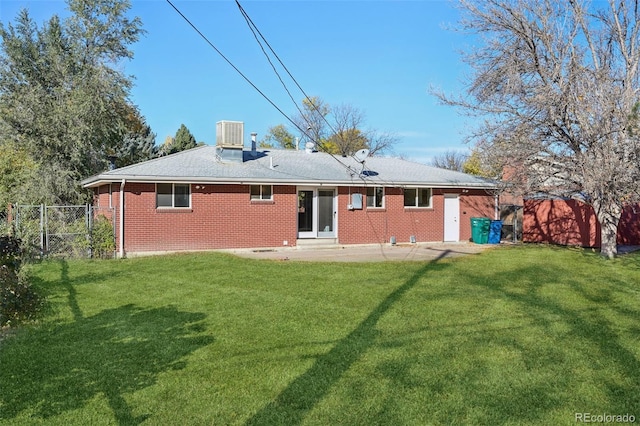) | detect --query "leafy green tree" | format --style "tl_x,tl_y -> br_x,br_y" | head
325,128 -> 368,156
0,142 -> 37,209
174,124 -> 197,151
460,147 -> 503,177
259,124 -> 296,149
294,96 -> 331,149
0,0 -> 144,204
